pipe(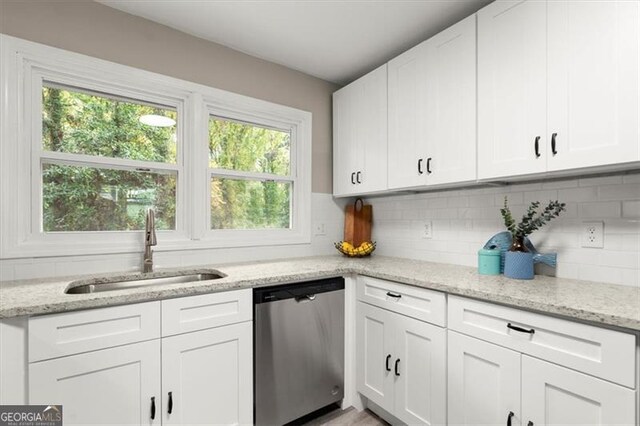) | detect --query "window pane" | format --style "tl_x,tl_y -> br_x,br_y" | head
43,164 -> 176,232
211,178 -> 291,230
42,83 -> 177,163
209,117 -> 290,175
